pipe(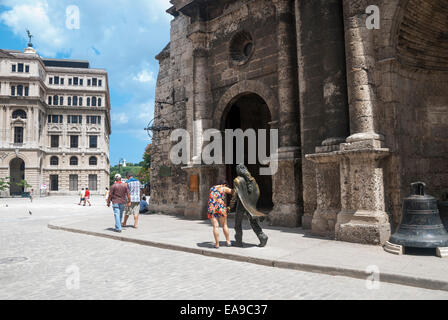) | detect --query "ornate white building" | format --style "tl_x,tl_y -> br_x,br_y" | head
0,45 -> 111,196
